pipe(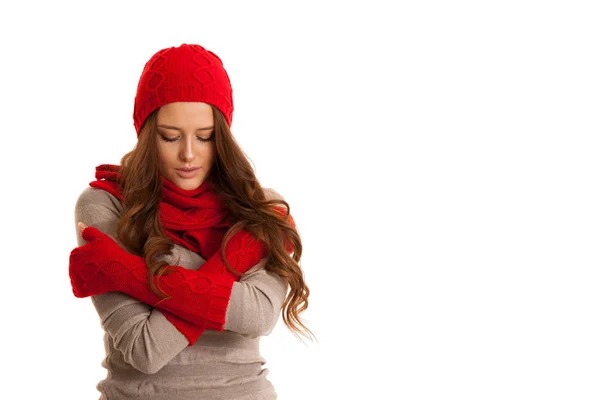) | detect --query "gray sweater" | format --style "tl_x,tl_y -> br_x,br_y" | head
74,186 -> 289,400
